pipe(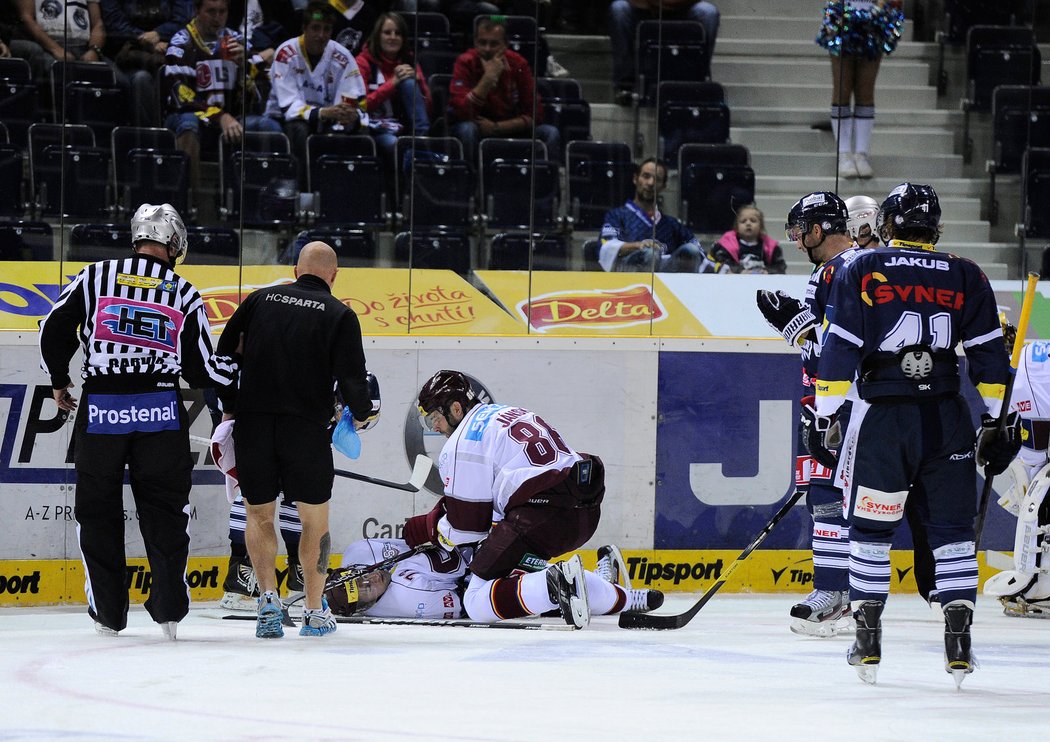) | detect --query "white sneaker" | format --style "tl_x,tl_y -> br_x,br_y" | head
546,55 -> 570,78
853,152 -> 874,179
837,153 -> 858,179
219,591 -> 259,611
